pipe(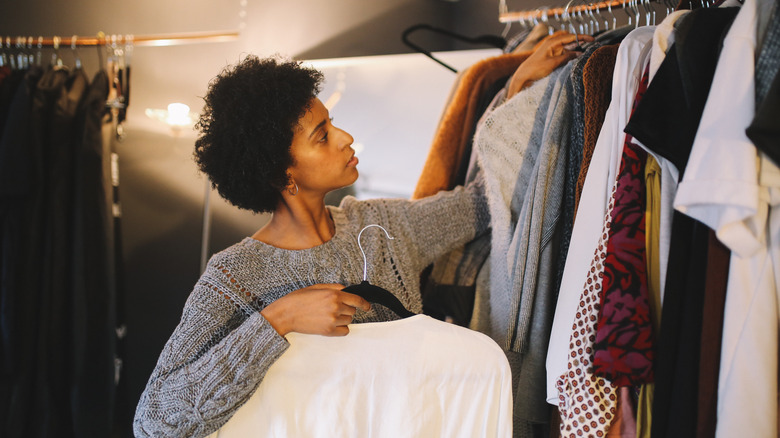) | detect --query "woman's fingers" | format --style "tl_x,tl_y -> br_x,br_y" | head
319,284 -> 370,313
334,314 -> 354,326
543,31 -> 593,47
321,291 -> 371,336
551,50 -> 581,66
339,291 -> 372,312
309,285 -> 371,315
323,308 -> 357,337
261,284 -> 376,337
329,325 -> 350,337
338,302 -> 358,316
538,32 -> 594,58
